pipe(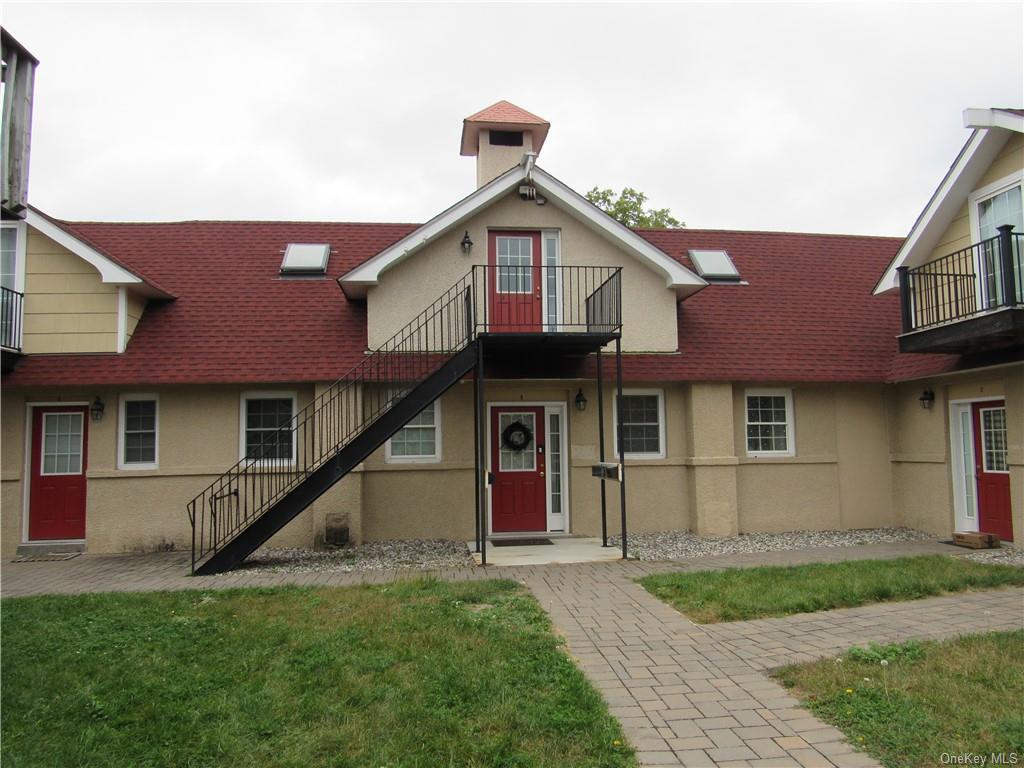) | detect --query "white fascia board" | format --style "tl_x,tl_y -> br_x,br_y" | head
339,166 -> 527,297
25,209 -> 143,285
873,127 -> 1010,294
963,108 -> 1024,133
530,167 -> 706,298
